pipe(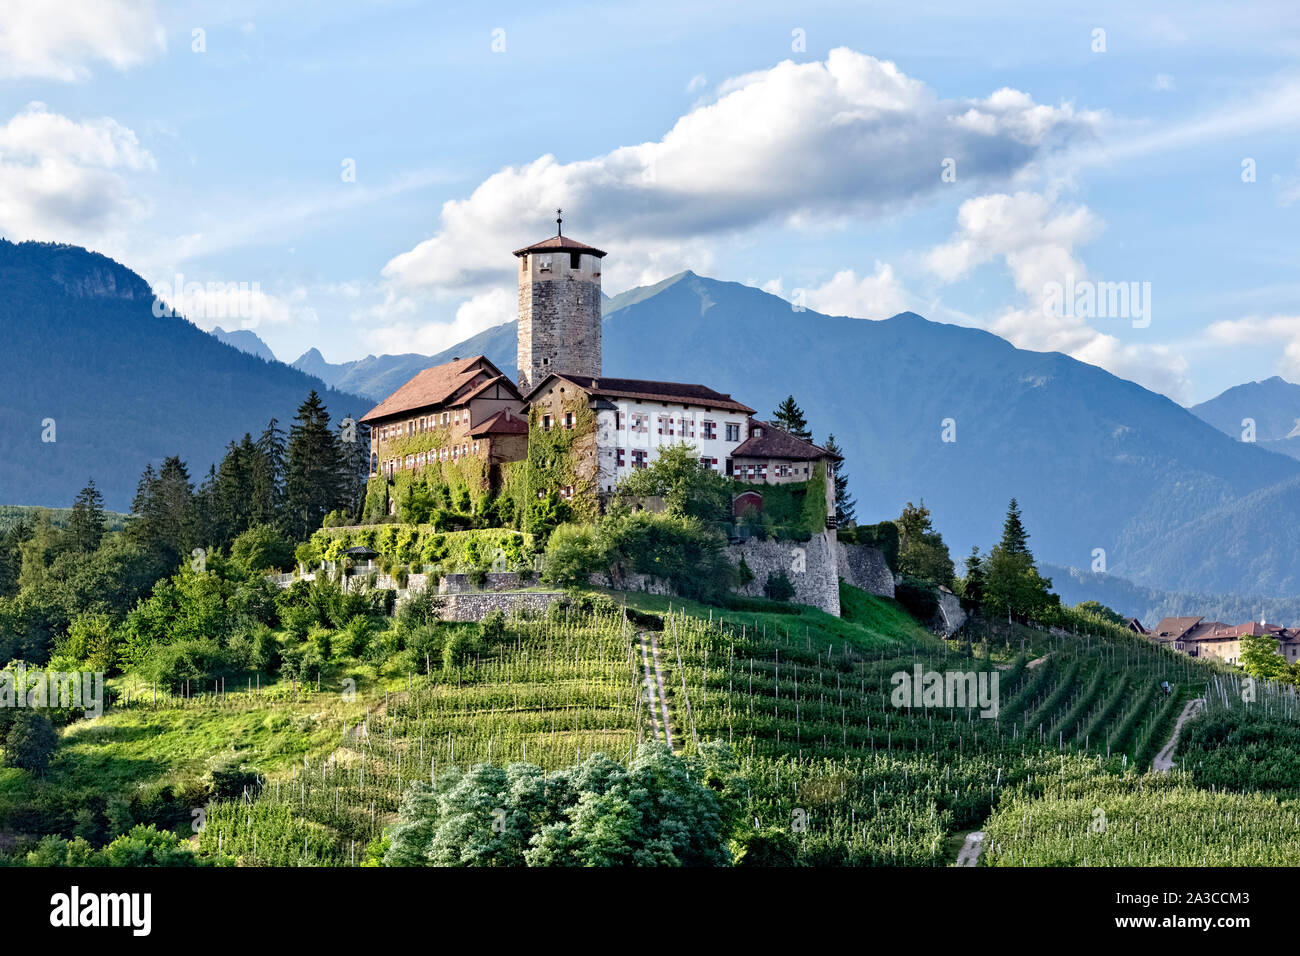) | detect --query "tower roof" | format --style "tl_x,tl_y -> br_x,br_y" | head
513,235 -> 606,258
